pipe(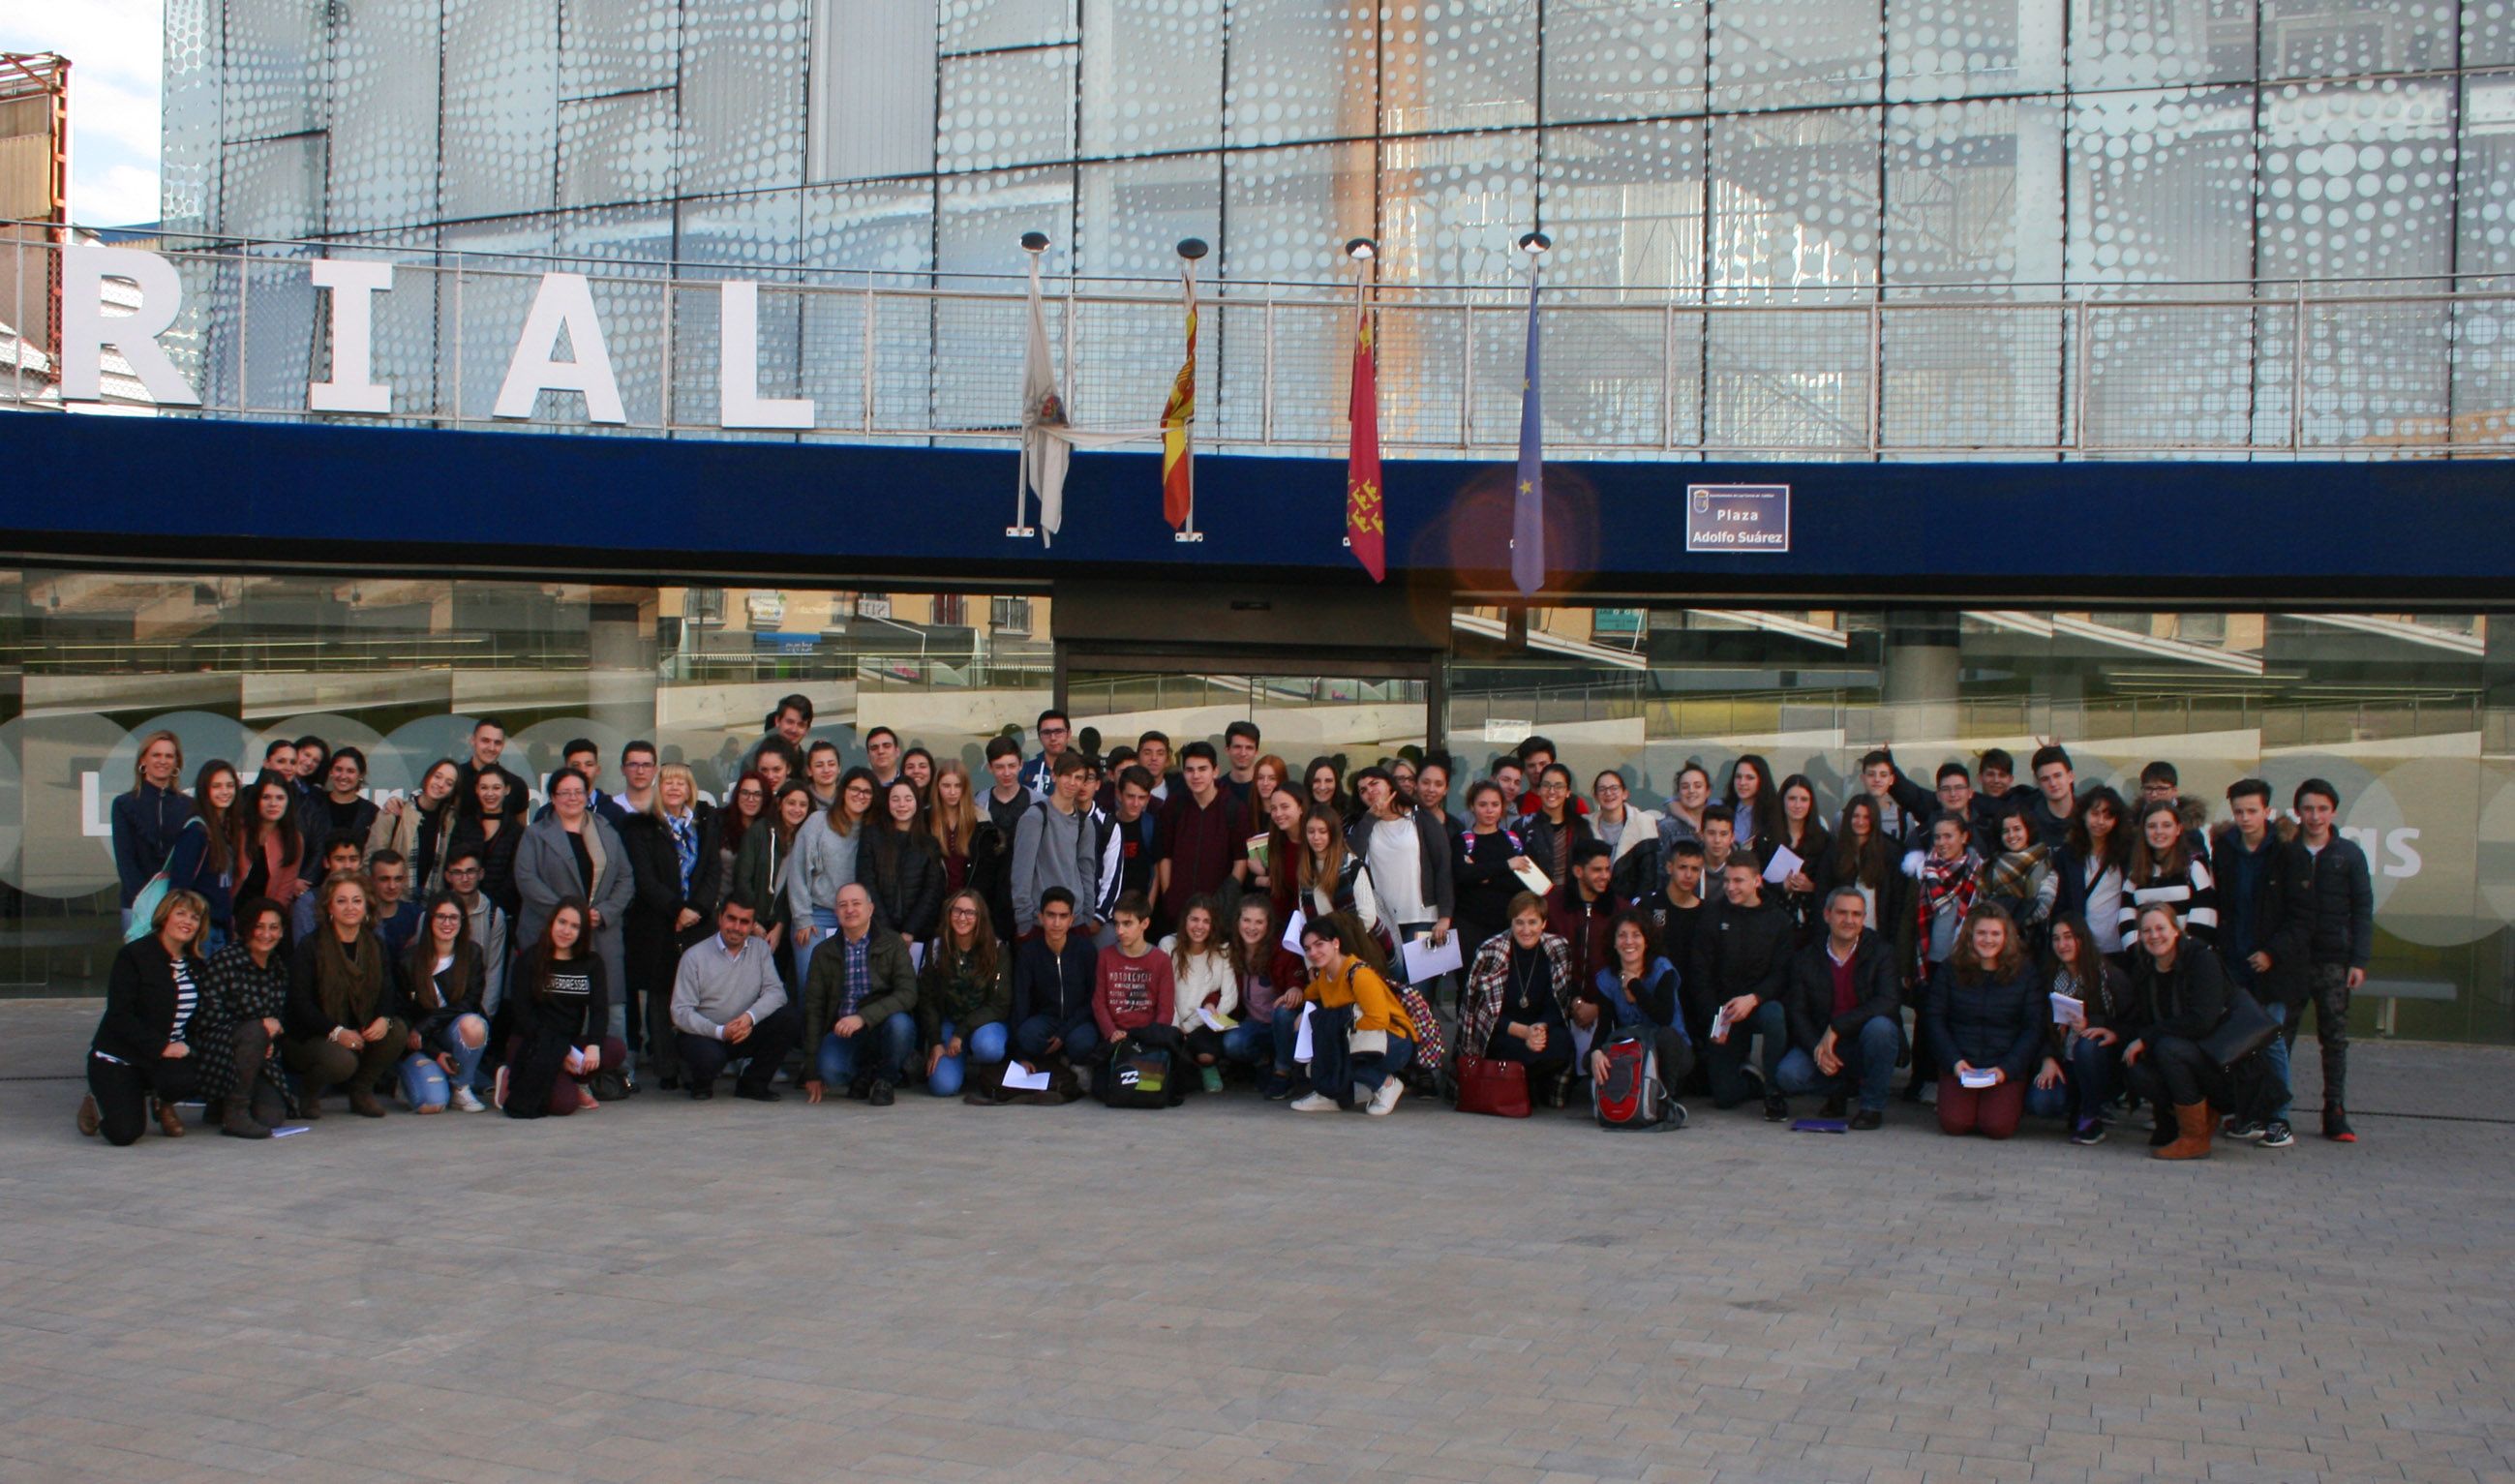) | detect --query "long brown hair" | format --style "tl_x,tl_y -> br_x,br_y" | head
2127,797 -> 2195,883
525,896 -> 591,1001
1293,803 -> 1349,895
404,890 -> 480,1012
926,759 -> 980,857
189,759 -> 238,877
1828,795 -> 1893,890
719,768 -> 769,853
932,888 -> 999,986
1948,900 -> 2029,984
1227,894 -> 1281,980
1168,893 -> 1228,977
